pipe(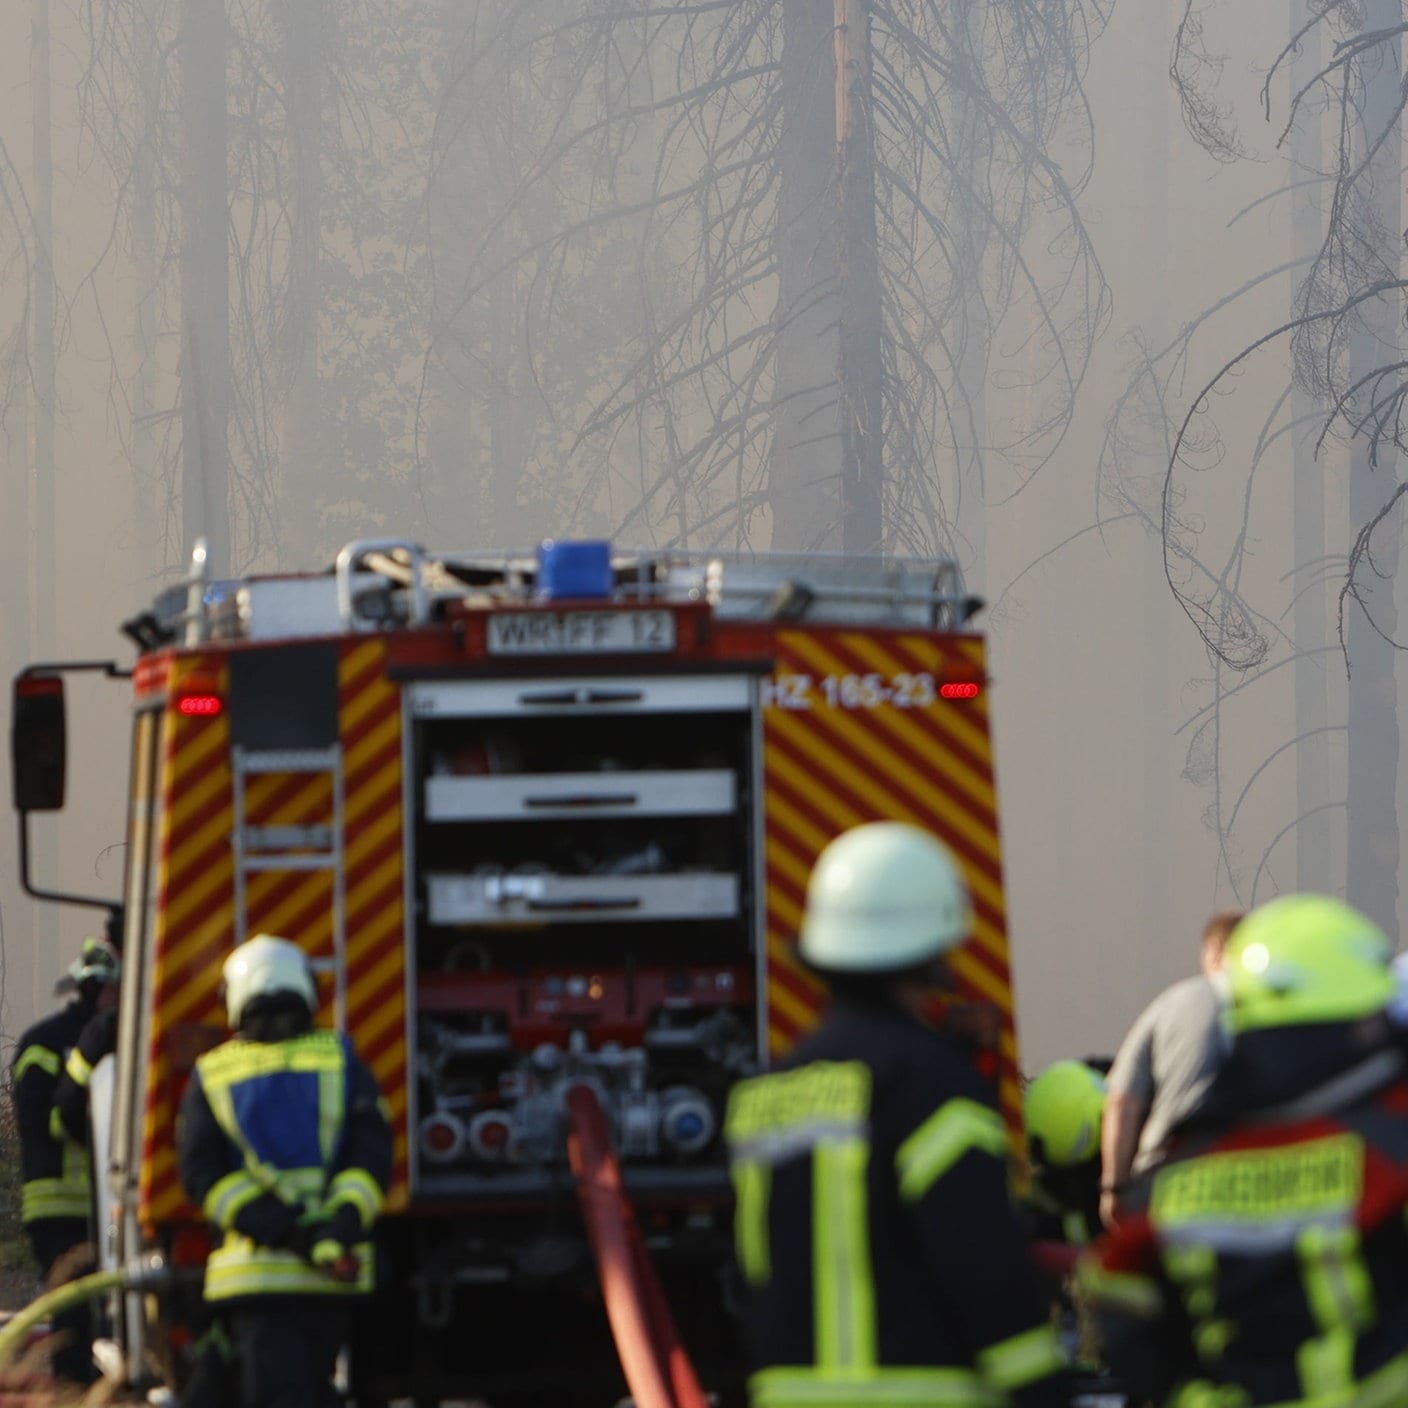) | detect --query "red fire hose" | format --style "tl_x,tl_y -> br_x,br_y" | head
565,1083 -> 710,1408
1031,1240 -> 1081,1277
